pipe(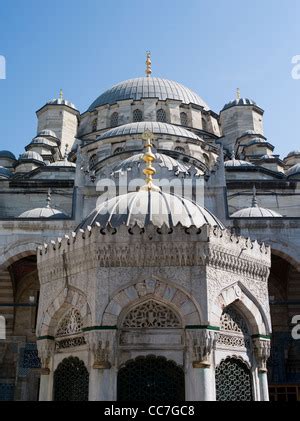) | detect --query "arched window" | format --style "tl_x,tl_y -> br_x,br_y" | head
117,356 -> 185,402
156,108 -> 167,123
175,146 -> 185,154
215,357 -> 253,401
55,308 -> 86,350
180,112 -> 188,126
54,357 -> 89,401
122,300 -> 181,328
110,112 -> 119,127
133,109 -> 143,122
91,118 -> 97,132
217,305 -> 251,349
